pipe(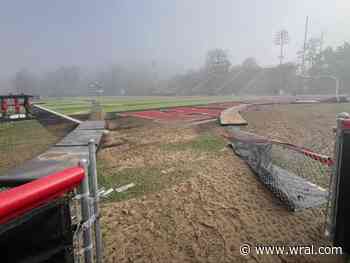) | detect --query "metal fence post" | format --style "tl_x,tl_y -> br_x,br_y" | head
326,113 -> 347,239
78,159 -> 93,263
88,139 -> 103,263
